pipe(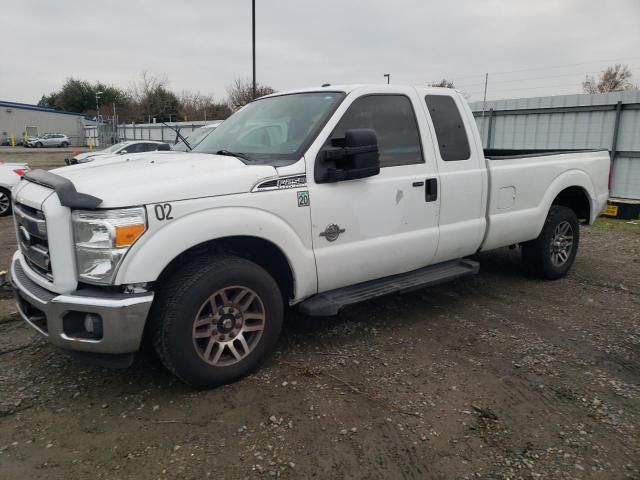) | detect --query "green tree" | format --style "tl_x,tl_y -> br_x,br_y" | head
38,78 -> 128,114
